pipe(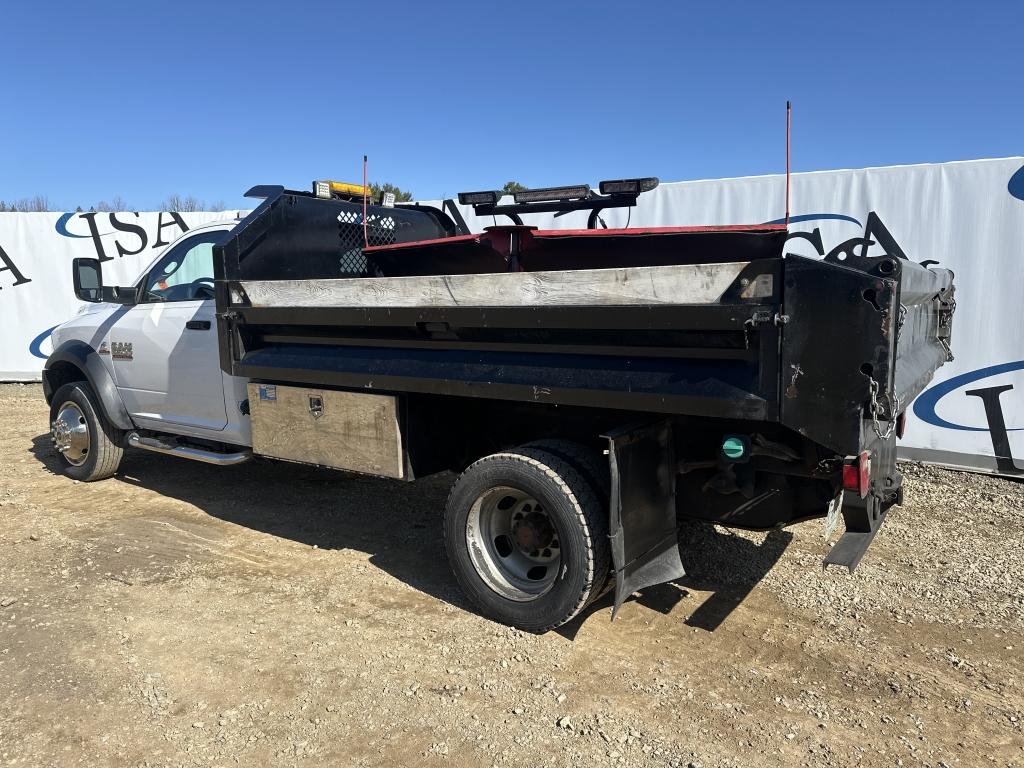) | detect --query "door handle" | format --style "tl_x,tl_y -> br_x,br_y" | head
185,320 -> 211,331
